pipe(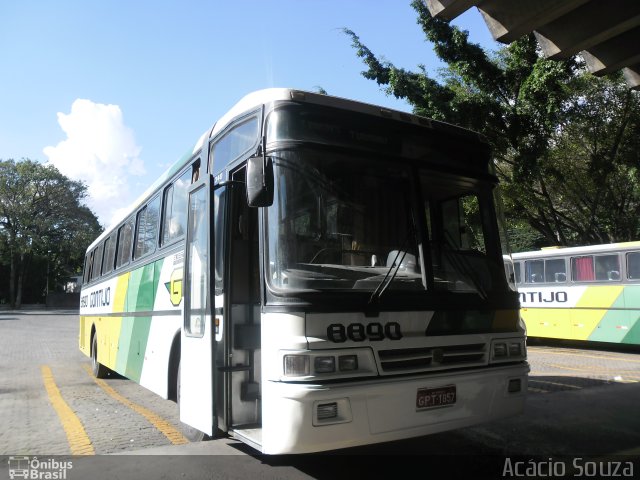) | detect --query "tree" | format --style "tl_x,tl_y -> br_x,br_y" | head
344,1 -> 639,249
0,159 -> 102,307
532,75 -> 640,244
